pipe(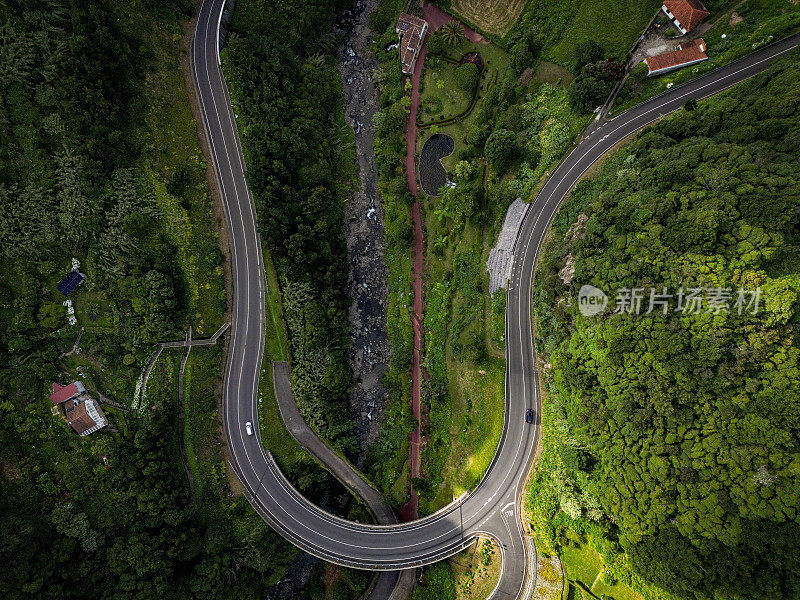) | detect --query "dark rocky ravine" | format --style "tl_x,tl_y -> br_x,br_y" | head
335,0 -> 391,462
